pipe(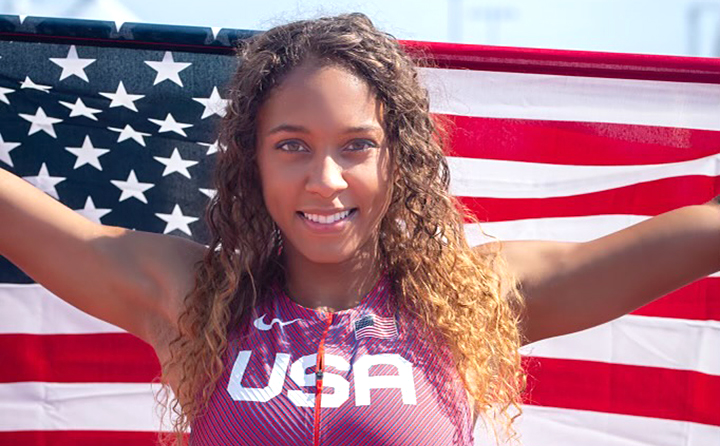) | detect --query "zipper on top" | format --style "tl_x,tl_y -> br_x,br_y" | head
313,312 -> 334,446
